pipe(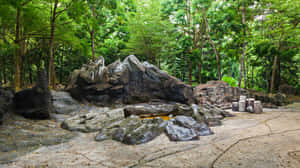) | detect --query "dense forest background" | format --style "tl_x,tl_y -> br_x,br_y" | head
0,0 -> 299,93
